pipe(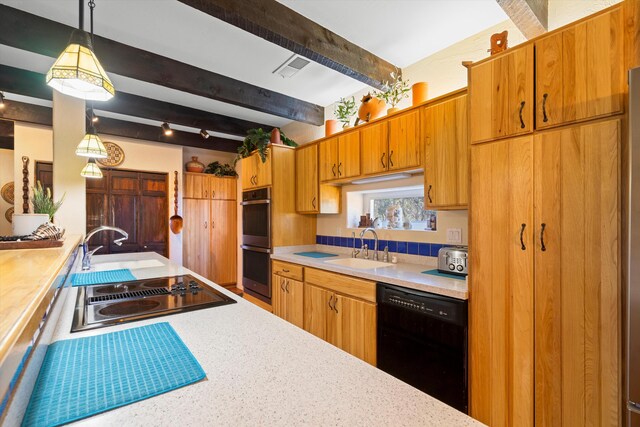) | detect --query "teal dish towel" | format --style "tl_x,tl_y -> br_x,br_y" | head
70,269 -> 136,286
293,252 -> 338,258
22,323 -> 205,427
421,269 -> 466,281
